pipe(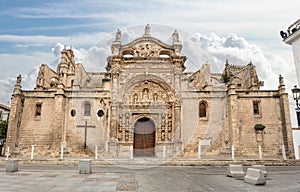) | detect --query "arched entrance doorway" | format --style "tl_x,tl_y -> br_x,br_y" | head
134,117 -> 156,157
